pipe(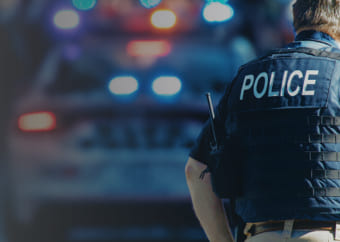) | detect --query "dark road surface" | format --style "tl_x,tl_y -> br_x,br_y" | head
5,200 -> 206,242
